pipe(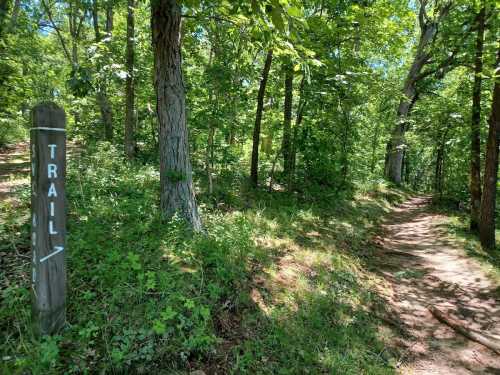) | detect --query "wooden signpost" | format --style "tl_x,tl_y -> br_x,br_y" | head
31,102 -> 67,335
